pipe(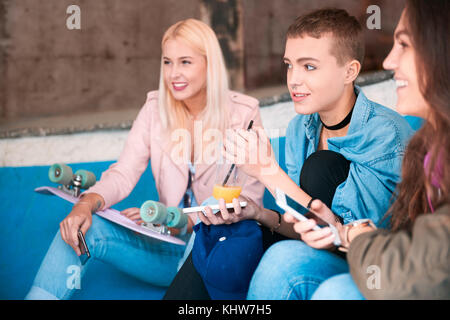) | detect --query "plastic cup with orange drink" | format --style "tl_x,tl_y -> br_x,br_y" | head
212,164 -> 247,203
